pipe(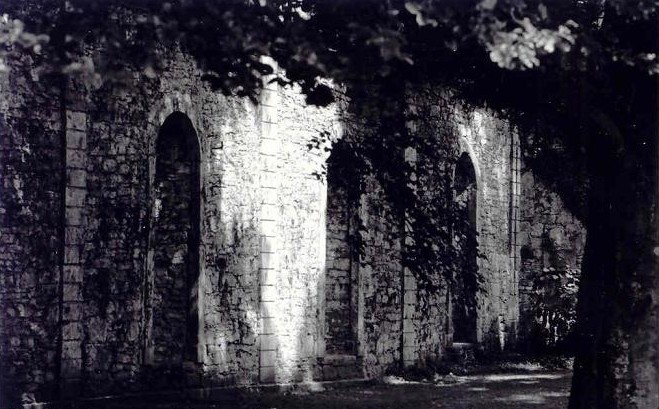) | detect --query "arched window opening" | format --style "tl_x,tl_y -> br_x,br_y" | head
324,140 -> 359,355
452,152 -> 478,344
150,112 -> 200,365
